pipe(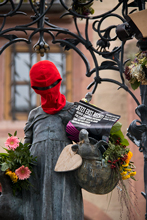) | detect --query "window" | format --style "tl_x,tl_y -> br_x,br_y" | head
4,43 -> 72,120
